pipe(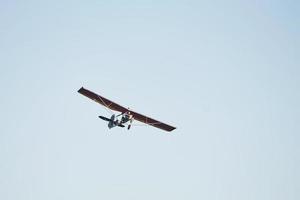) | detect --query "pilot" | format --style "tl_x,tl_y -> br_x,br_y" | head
121,112 -> 132,123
